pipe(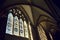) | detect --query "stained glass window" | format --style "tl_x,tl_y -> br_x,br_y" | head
6,13 -> 13,35
24,21 -> 29,38
6,8 -> 33,40
14,16 -> 19,36
19,18 -> 24,37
